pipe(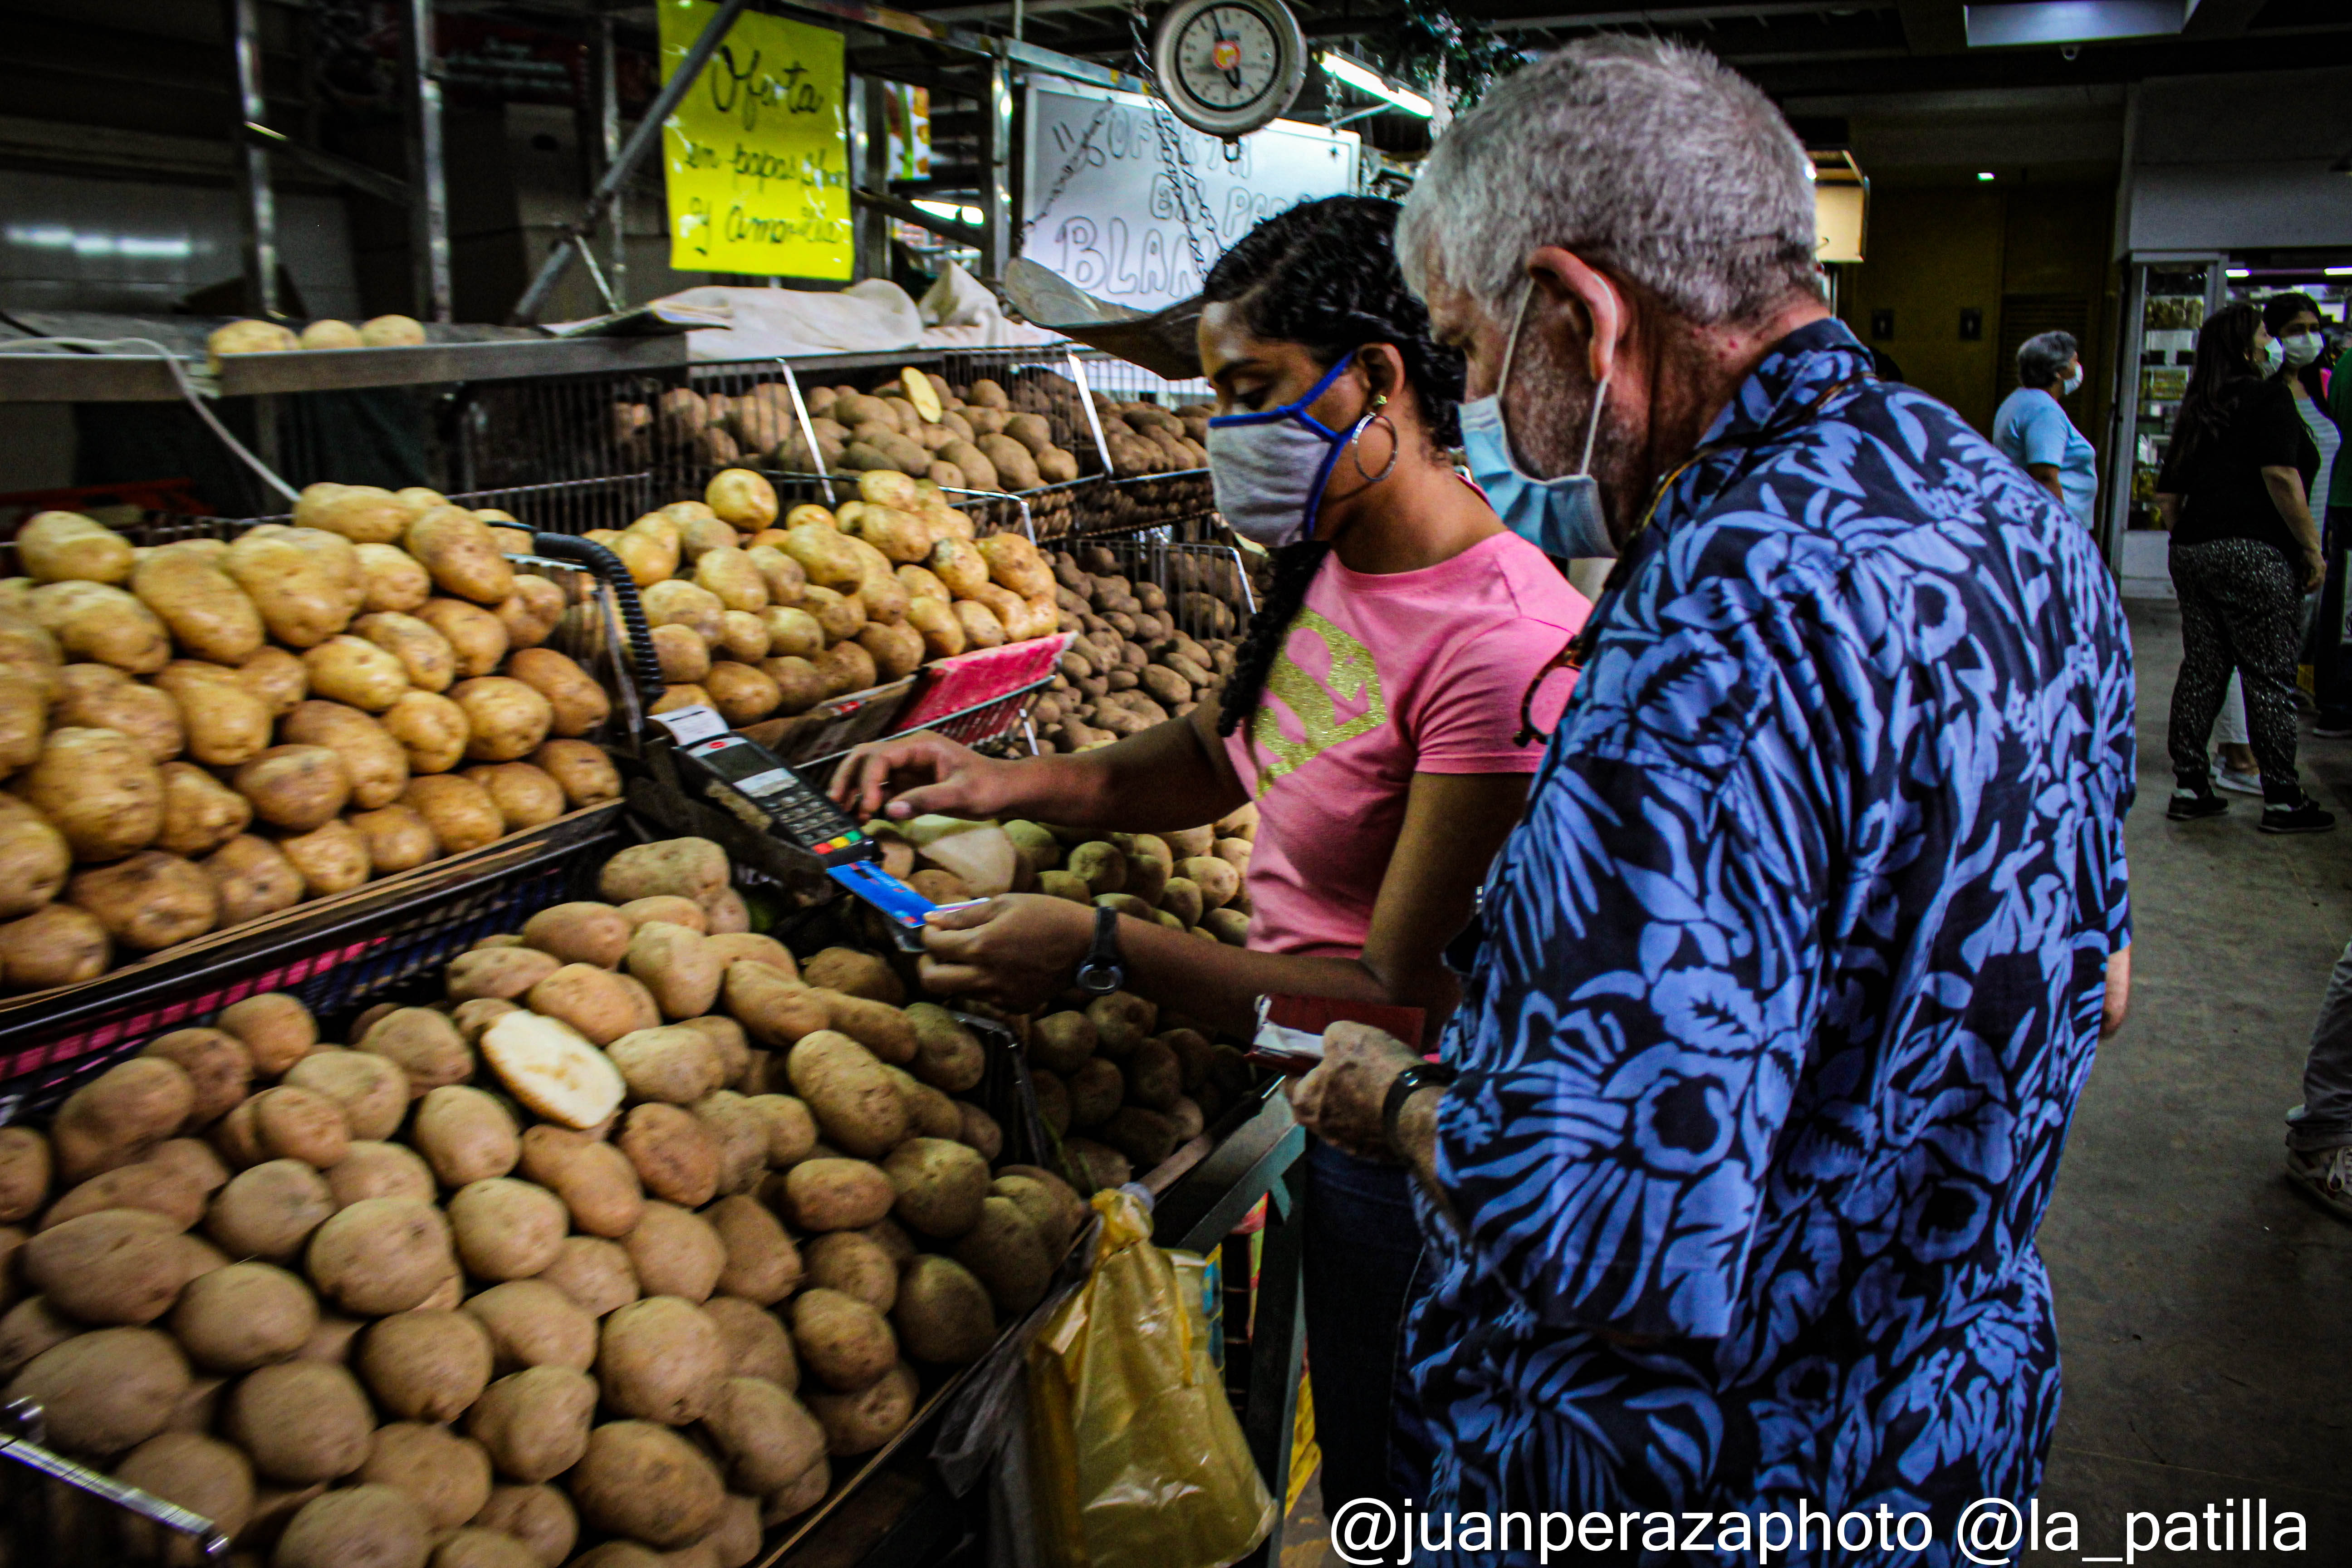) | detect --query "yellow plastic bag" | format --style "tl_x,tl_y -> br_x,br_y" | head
1027,1186 -> 1277,1568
